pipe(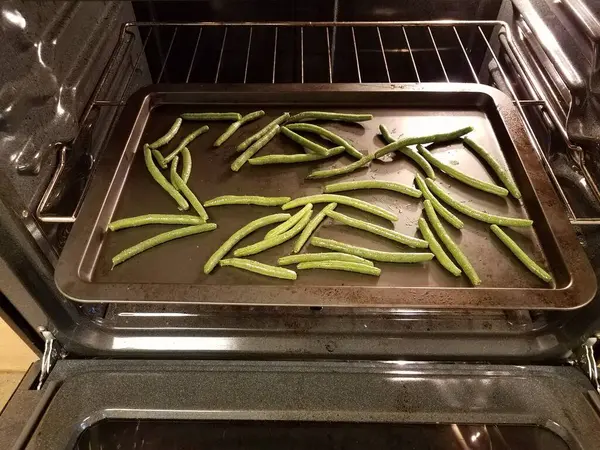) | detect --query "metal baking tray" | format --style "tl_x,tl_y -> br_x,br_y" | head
55,84 -> 596,309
